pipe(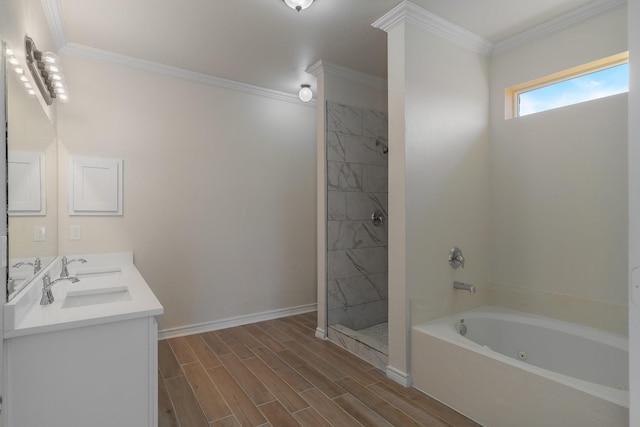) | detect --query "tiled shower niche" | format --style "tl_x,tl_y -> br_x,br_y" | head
326,101 -> 388,355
